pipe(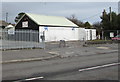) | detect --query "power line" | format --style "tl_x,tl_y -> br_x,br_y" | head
81,12 -> 102,21
80,7 -> 110,21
